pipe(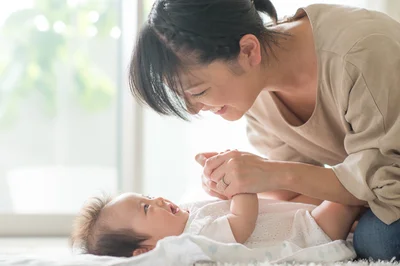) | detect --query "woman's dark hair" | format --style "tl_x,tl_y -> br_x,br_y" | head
129,0 -> 283,120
